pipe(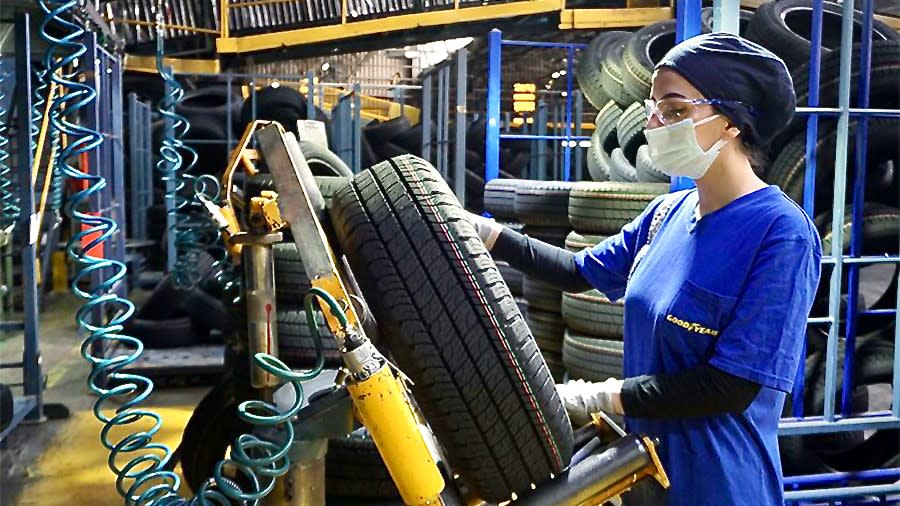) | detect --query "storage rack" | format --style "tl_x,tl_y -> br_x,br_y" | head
420,48 -> 468,201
